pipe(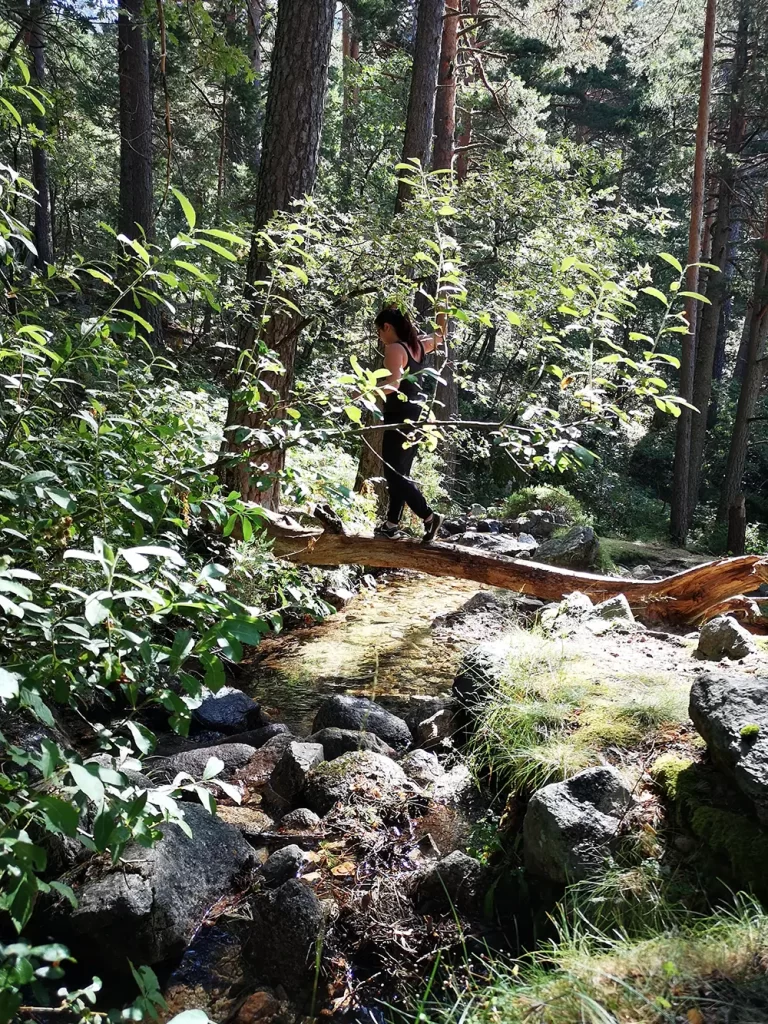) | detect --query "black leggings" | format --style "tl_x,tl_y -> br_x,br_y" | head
381,426 -> 433,523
